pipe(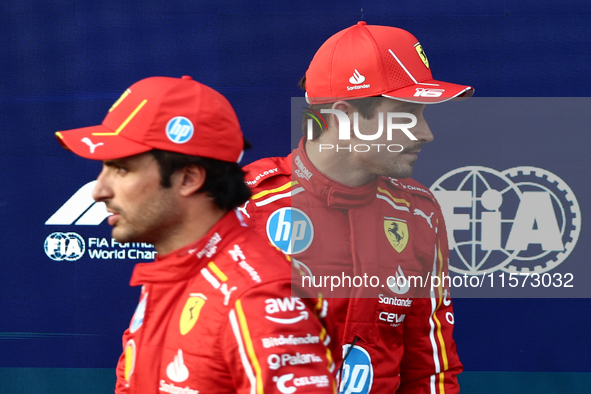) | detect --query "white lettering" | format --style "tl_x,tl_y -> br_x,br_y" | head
346,84 -> 371,91
294,155 -> 313,180
245,168 -> 278,186
505,192 -> 564,251
238,261 -> 261,283
265,297 -> 305,314
196,233 -> 222,258
268,352 -> 323,370
294,375 -> 329,387
262,334 -> 320,348
387,112 -> 417,141
378,311 -> 406,326
377,294 -> 413,307
414,88 -> 445,97
317,144 -> 406,153
159,380 -> 199,394
353,112 -> 383,141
